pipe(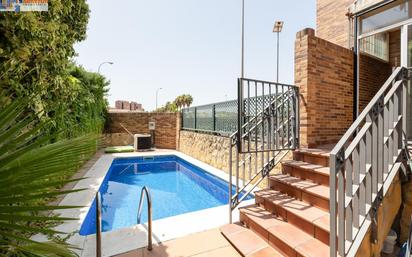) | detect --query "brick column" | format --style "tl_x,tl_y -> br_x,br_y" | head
295,28 -> 354,148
